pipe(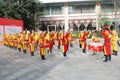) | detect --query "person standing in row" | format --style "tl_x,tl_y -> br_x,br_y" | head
68,31 -> 74,47
61,32 -> 69,57
39,31 -> 48,60
22,31 -> 29,54
54,31 -> 61,49
17,33 -> 22,52
111,30 -> 118,56
81,30 -> 90,53
101,26 -> 112,62
78,31 -> 84,48
13,34 -> 18,50
29,31 -> 35,56
46,31 -> 54,53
